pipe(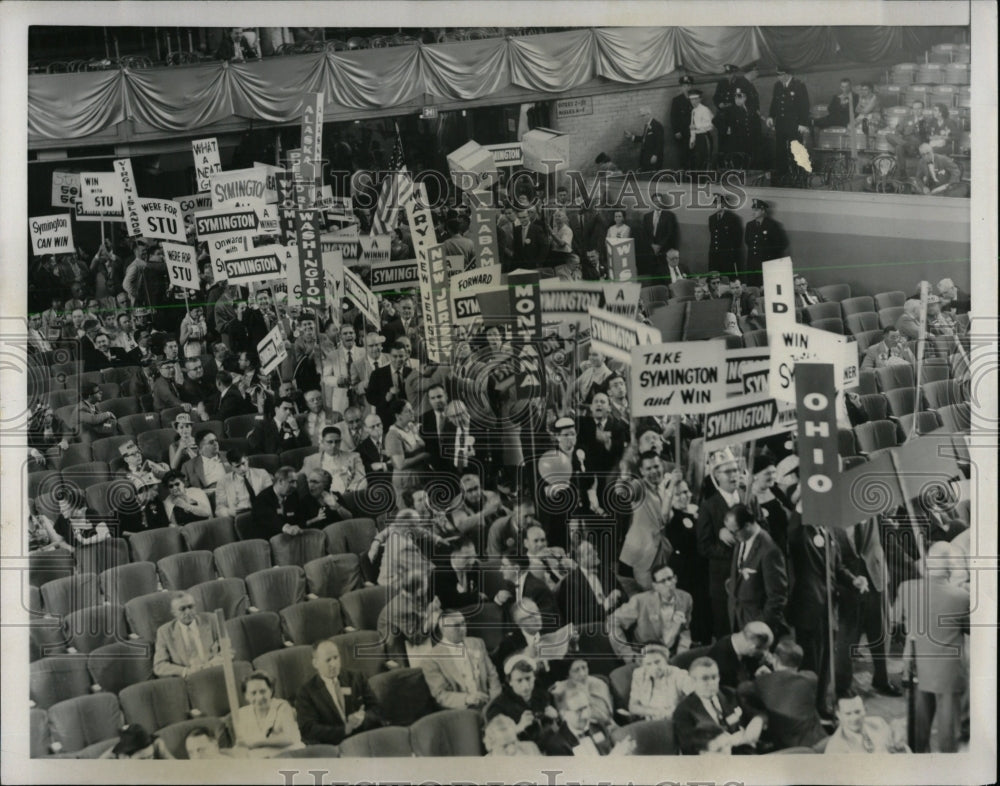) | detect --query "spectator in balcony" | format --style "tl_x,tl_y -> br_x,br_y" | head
216,27 -> 259,62
895,299 -> 923,341
814,78 -> 859,130
885,100 -> 928,178
911,143 -> 964,197
605,210 -> 631,241
548,210 -> 579,281
688,90 -> 715,171
792,275 -> 825,308
927,104 -> 961,154
625,106 -> 664,173
937,278 -> 970,316
854,83 -> 883,135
